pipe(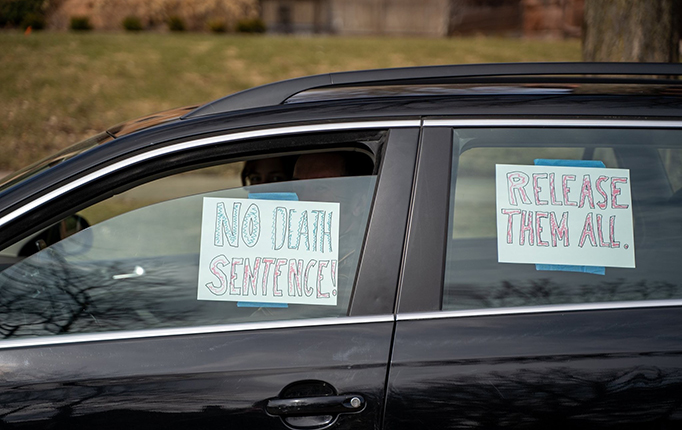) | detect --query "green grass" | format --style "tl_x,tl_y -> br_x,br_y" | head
0,32 -> 581,171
